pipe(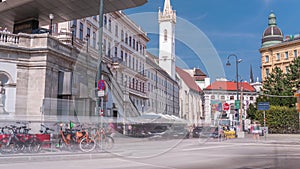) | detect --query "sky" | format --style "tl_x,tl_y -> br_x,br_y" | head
124,0 -> 300,82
